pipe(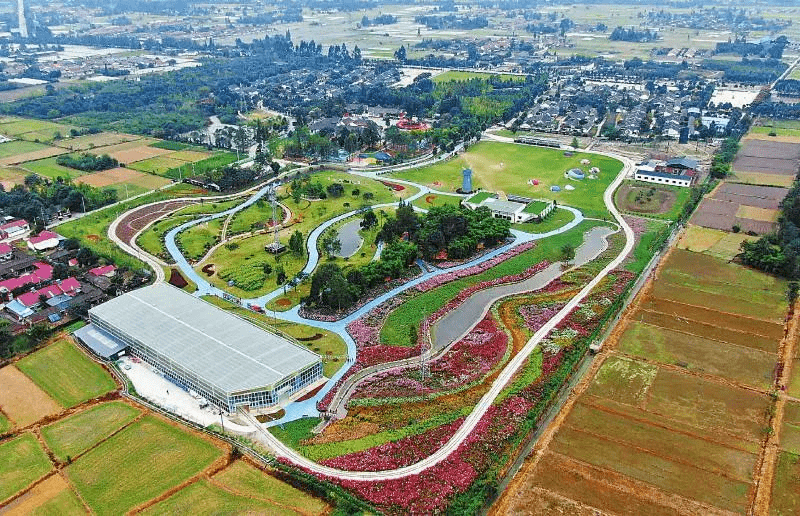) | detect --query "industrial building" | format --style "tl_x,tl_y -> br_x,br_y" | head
80,283 -> 322,413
